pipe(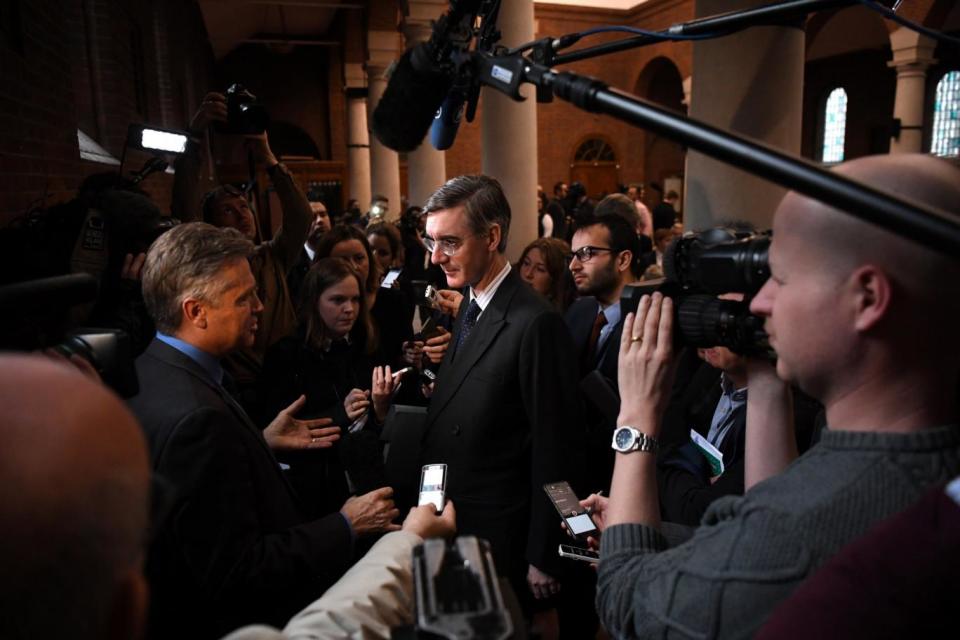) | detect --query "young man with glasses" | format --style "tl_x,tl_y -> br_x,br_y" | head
415,174 -> 583,612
